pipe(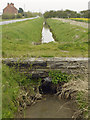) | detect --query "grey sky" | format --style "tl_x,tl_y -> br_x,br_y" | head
0,0 -> 89,14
